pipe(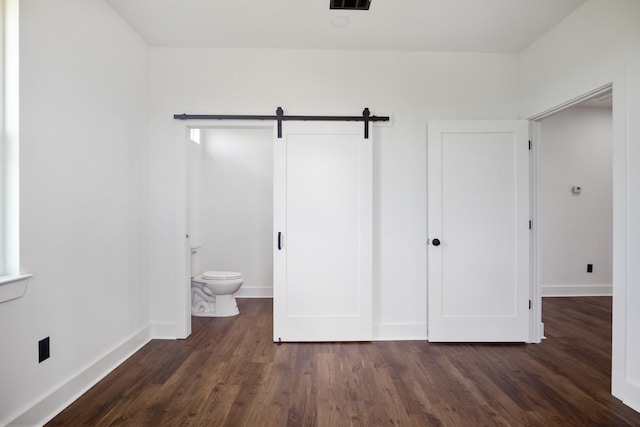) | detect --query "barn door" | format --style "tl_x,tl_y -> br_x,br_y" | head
273,122 -> 372,342
427,120 -> 530,342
